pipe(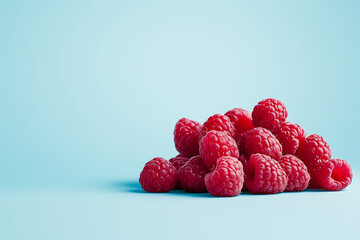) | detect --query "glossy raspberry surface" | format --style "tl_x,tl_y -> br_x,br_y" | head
252,98 -> 288,132
275,122 -> 306,155
200,114 -> 236,138
177,155 -> 209,193
278,155 -> 310,191
174,118 -> 202,158
225,108 -> 254,138
199,130 -> 239,169
245,154 -> 288,194
316,159 -> 353,191
297,134 -> 331,178
244,127 -> 282,160
169,156 -> 189,189
205,156 -> 244,197
139,157 -> 177,193
169,156 -> 189,170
